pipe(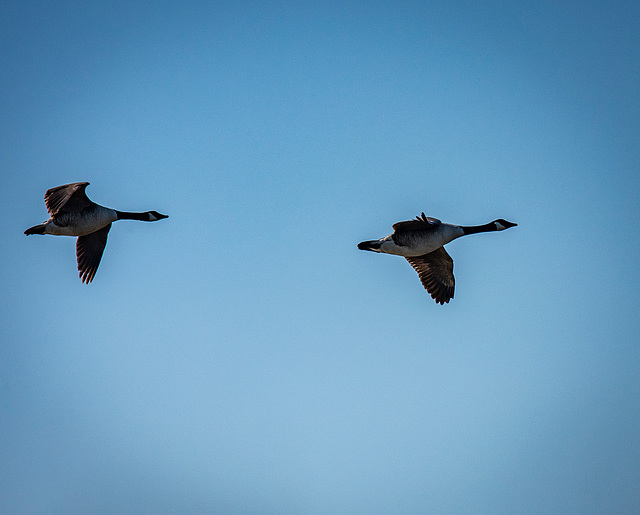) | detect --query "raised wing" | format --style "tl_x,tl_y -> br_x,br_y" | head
405,246 -> 455,305
392,212 -> 441,233
44,182 -> 92,216
76,224 -> 111,284
392,212 -> 442,247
